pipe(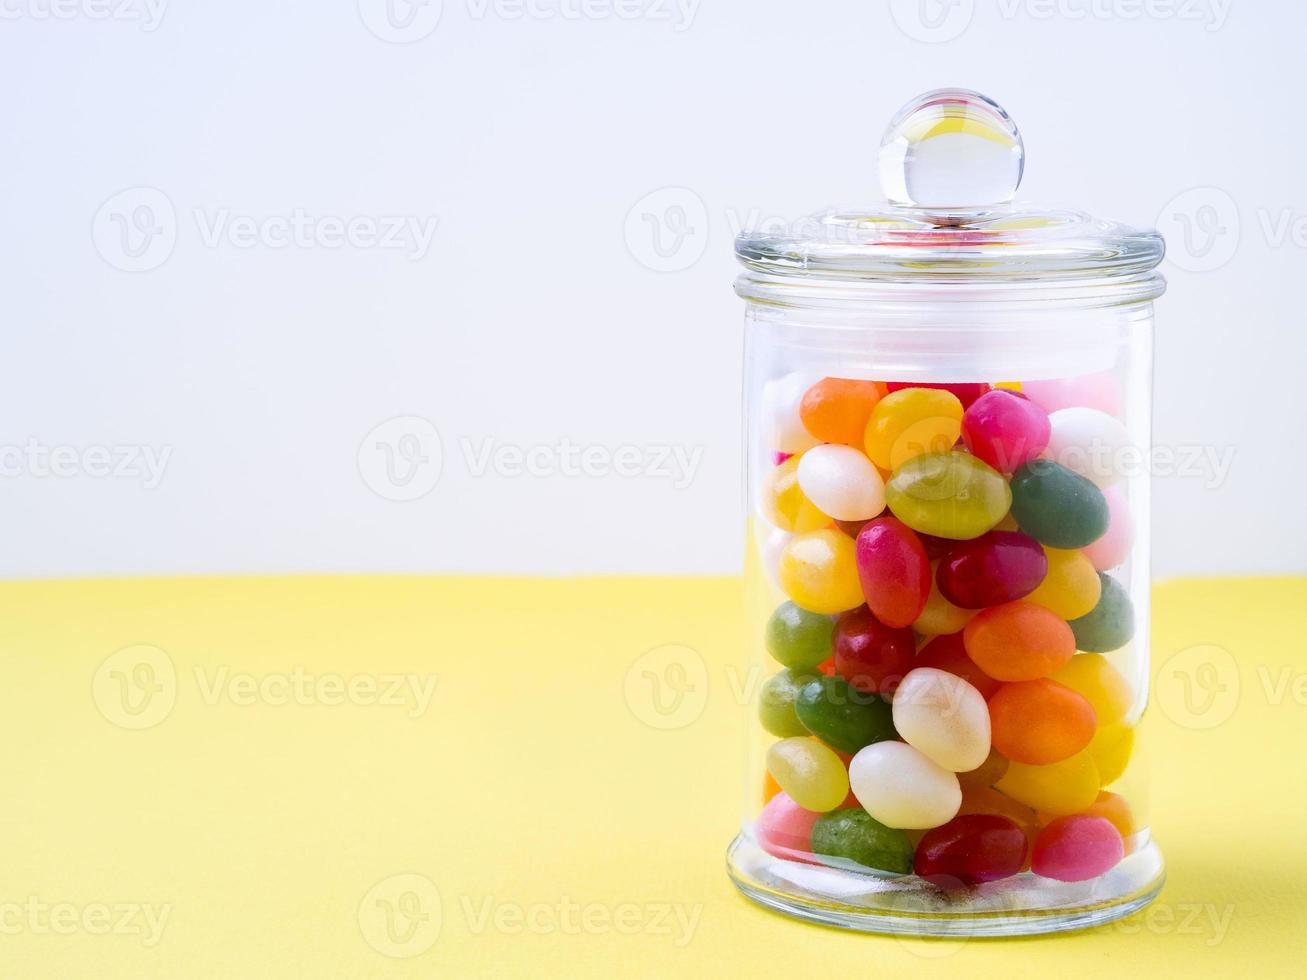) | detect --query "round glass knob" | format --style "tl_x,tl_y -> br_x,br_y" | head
878,89 -> 1025,210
